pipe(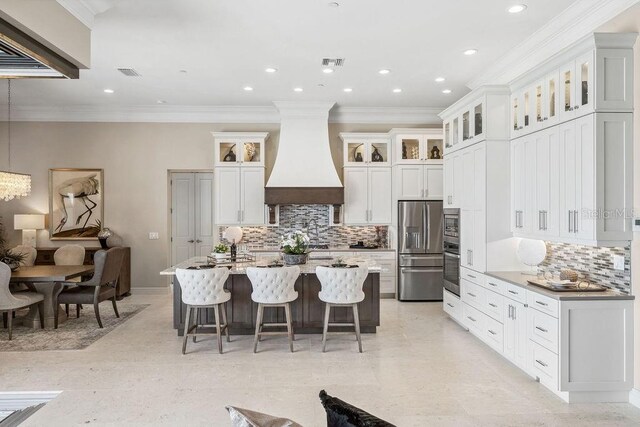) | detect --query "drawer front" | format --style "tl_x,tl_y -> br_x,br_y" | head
443,289 -> 462,322
377,260 -> 396,275
461,279 -> 486,311
531,341 -> 559,389
484,290 -> 504,323
360,251 -> 396,260
380,276 -> 396,294
461,267 -> 485,286
527,291 -> 559,318
462,303 -> 485,337
528,309 -> 559,353
484,277 -> 506,294
504,282 -> 527,304
484,316 -> 504,353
